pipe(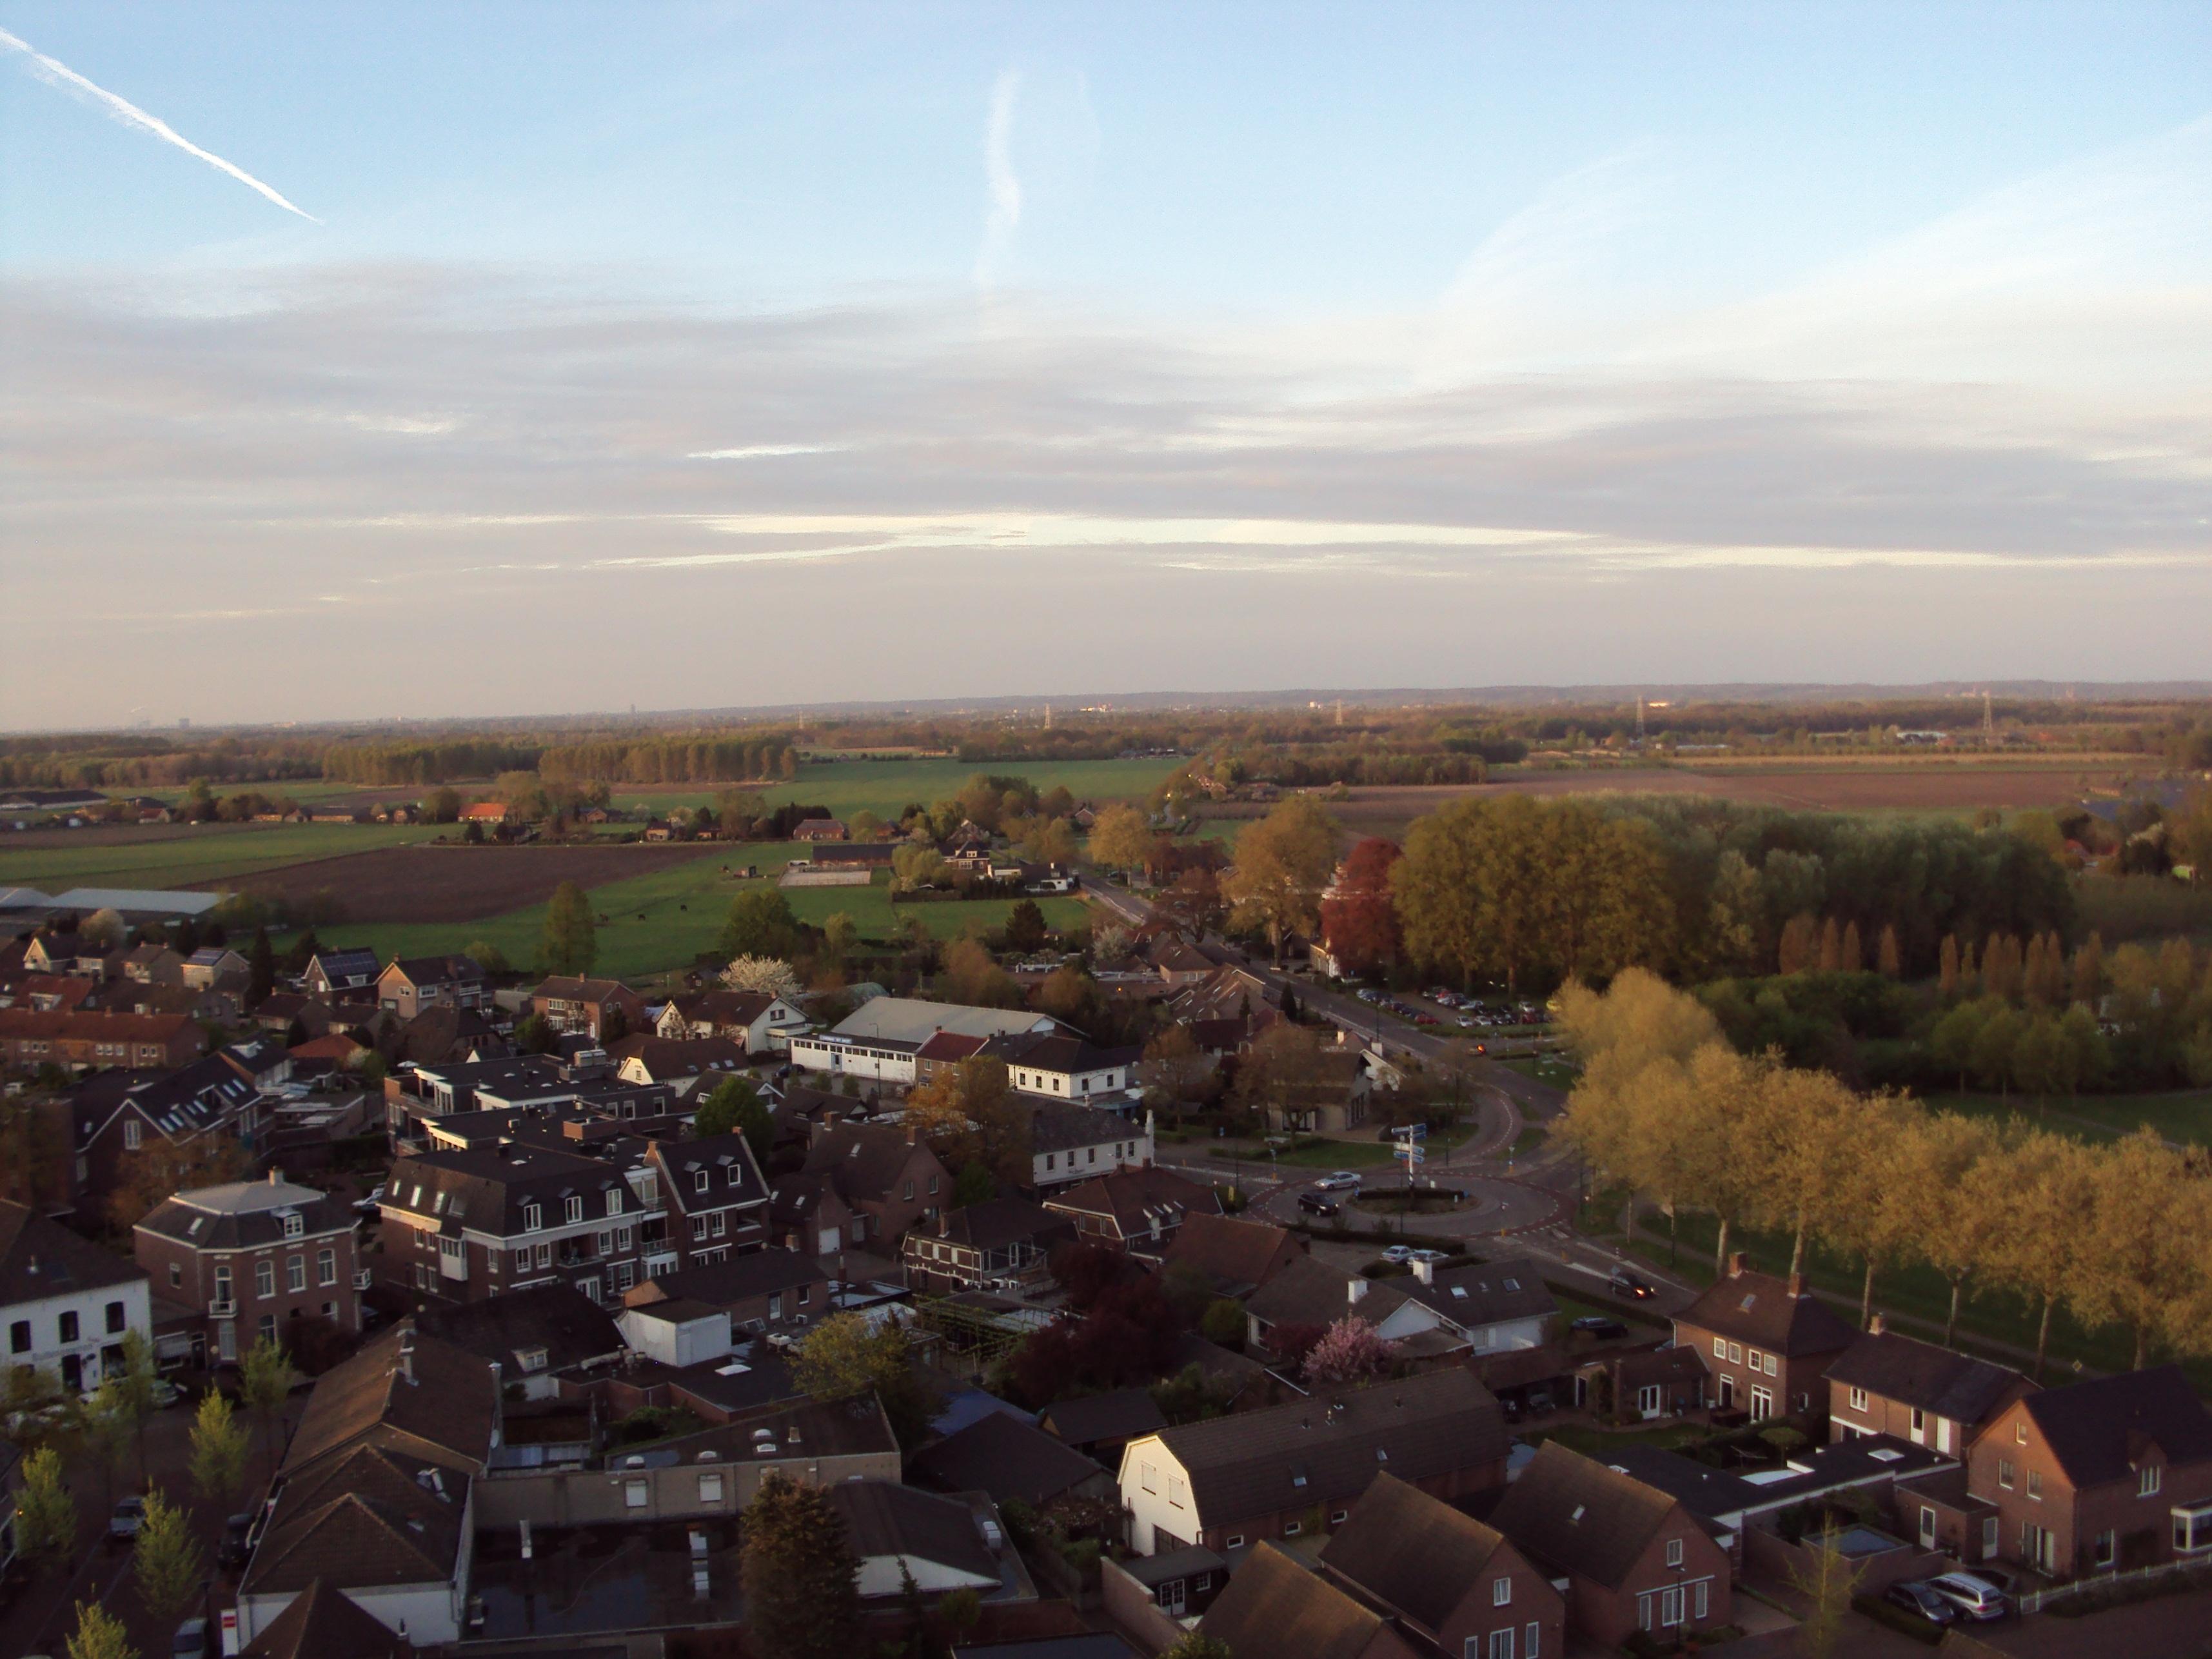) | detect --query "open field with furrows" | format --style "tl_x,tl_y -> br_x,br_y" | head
0,821 -> 446,891
229,841 -> 734,922
305,853 -> 1089,984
